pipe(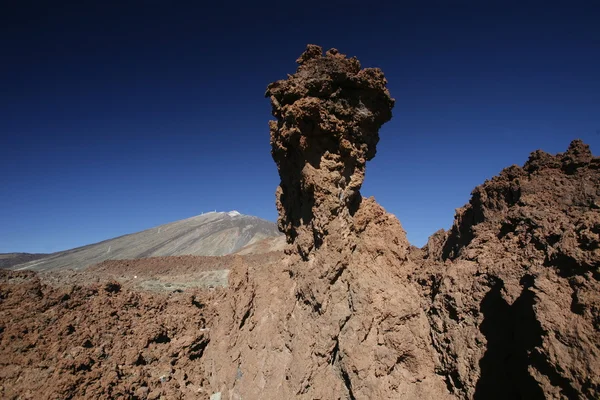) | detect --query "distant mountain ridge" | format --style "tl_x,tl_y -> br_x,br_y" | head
0,253 -> 49,269
11,211 -> 283,272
